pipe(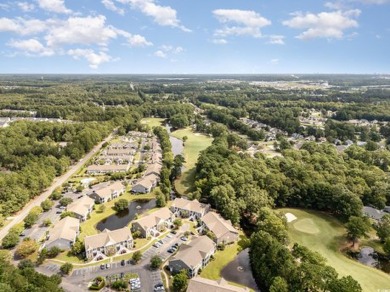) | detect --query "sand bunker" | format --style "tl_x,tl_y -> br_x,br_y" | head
285,212 -> 297,223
